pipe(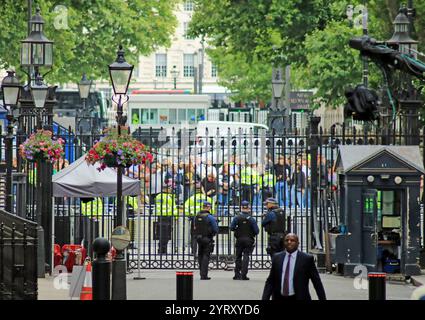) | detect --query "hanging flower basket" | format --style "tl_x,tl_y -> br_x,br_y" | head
19,130 -> 65,163
85,126 -> 153,171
